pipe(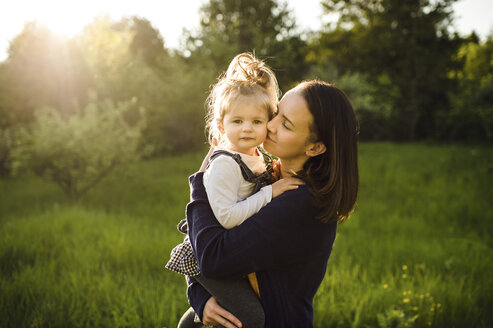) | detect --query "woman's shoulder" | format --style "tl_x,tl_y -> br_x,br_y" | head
278,184 -> 312,201
272,185 -> 336,228
272,185 -> 316,215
